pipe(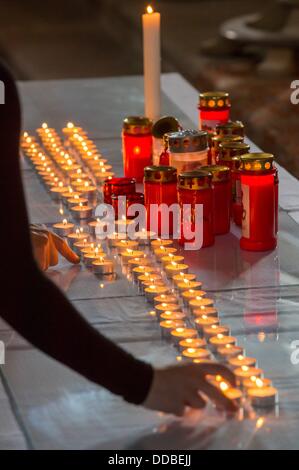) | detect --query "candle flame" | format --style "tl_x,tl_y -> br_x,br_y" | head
256,378 -> 264,388
63,219 -> 68,225
219,381 -> 229,392
147,5 -> 154,14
